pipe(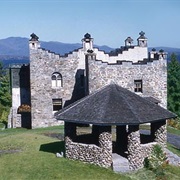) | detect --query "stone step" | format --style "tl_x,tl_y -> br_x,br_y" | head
112,153 -> 130,173
165,149 -> 180,166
